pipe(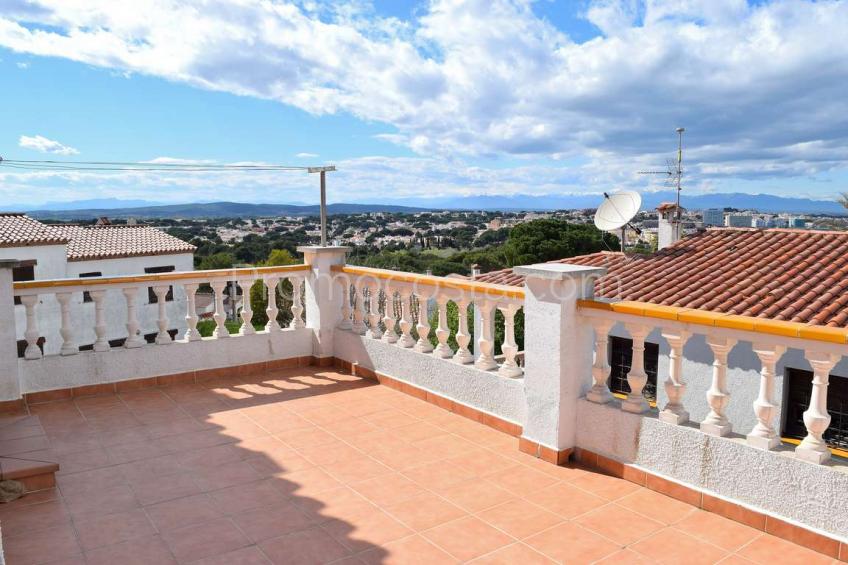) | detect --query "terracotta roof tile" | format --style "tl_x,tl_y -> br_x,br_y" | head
472,228 -> 848,328
0,213 -> 69,248
51,225 -> 196,262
